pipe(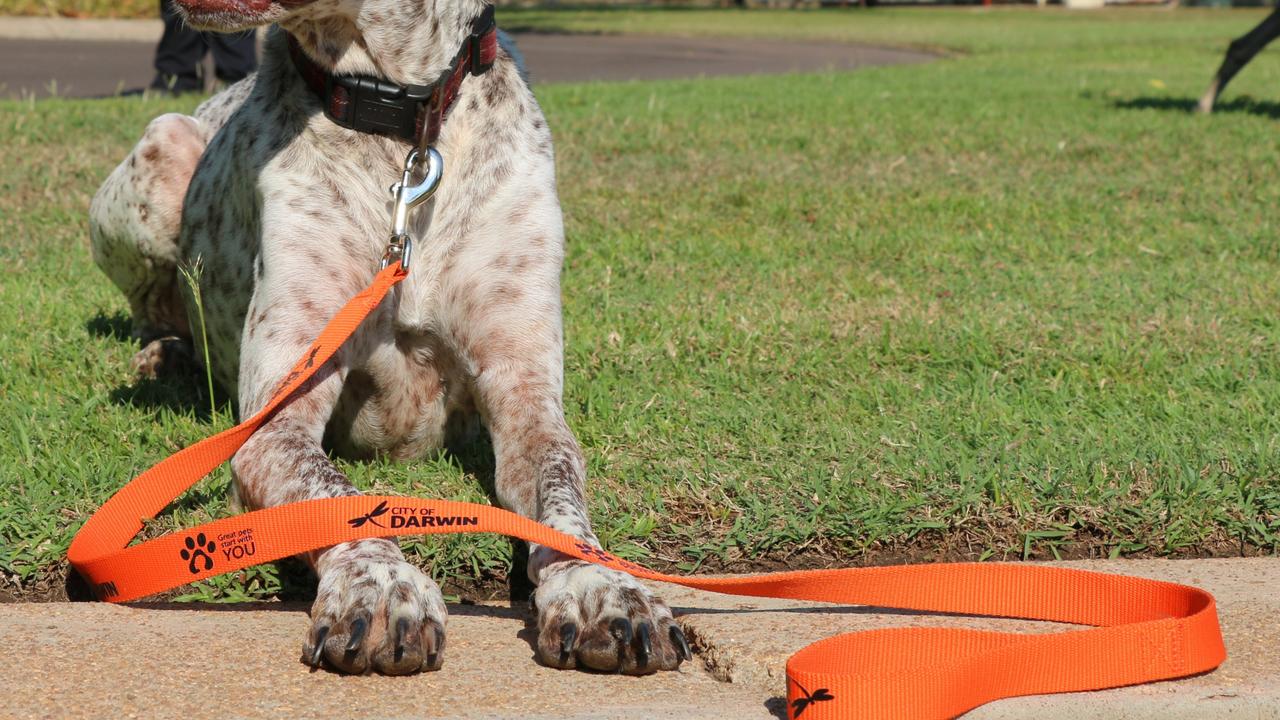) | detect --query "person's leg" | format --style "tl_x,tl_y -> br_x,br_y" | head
152,0 -> 207,93
207,28 -> 258,85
